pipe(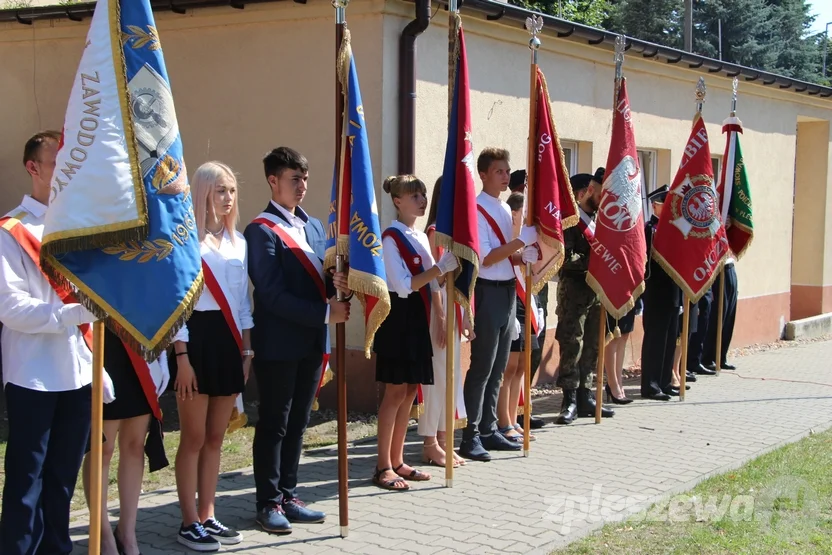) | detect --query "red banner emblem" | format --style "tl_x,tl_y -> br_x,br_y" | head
587,78 -> 647,318
652,114 -> 727,302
